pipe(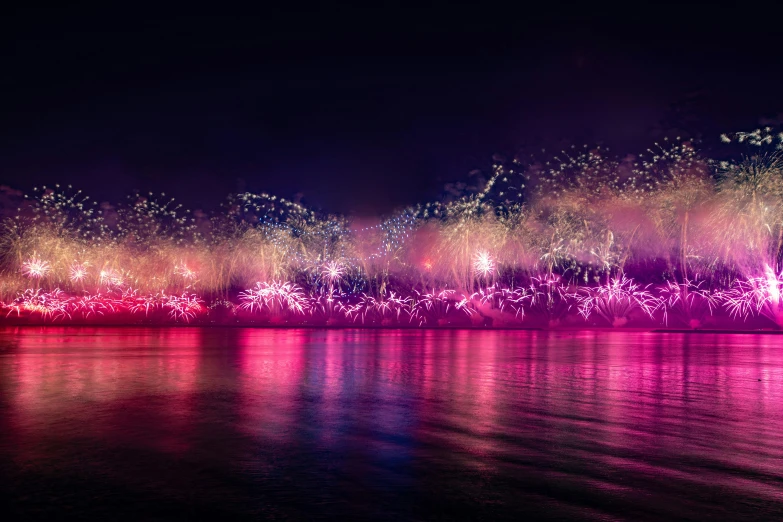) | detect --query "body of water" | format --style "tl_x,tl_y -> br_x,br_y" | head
1,327 -> 782,520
